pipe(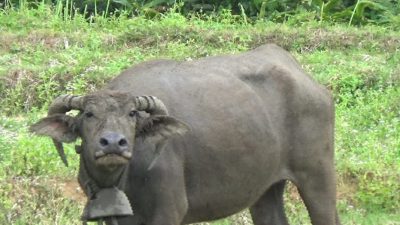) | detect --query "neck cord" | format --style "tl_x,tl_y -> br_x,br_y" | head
79,149 -> 130,225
